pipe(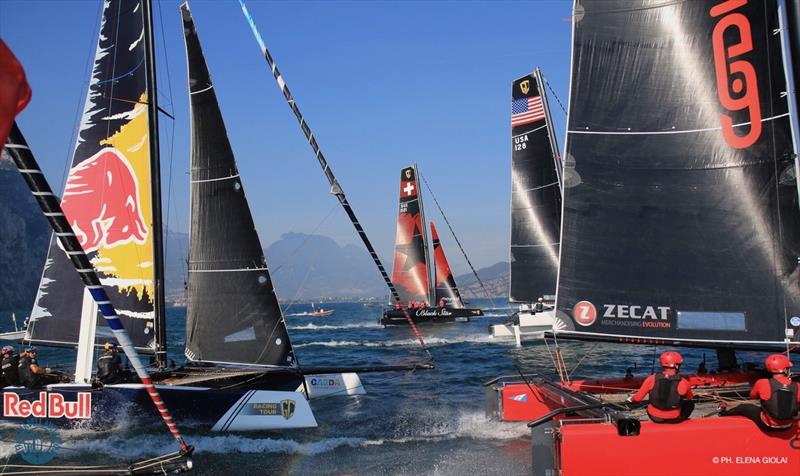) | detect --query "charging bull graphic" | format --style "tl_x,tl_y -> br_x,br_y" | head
61,147 -> 148,253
